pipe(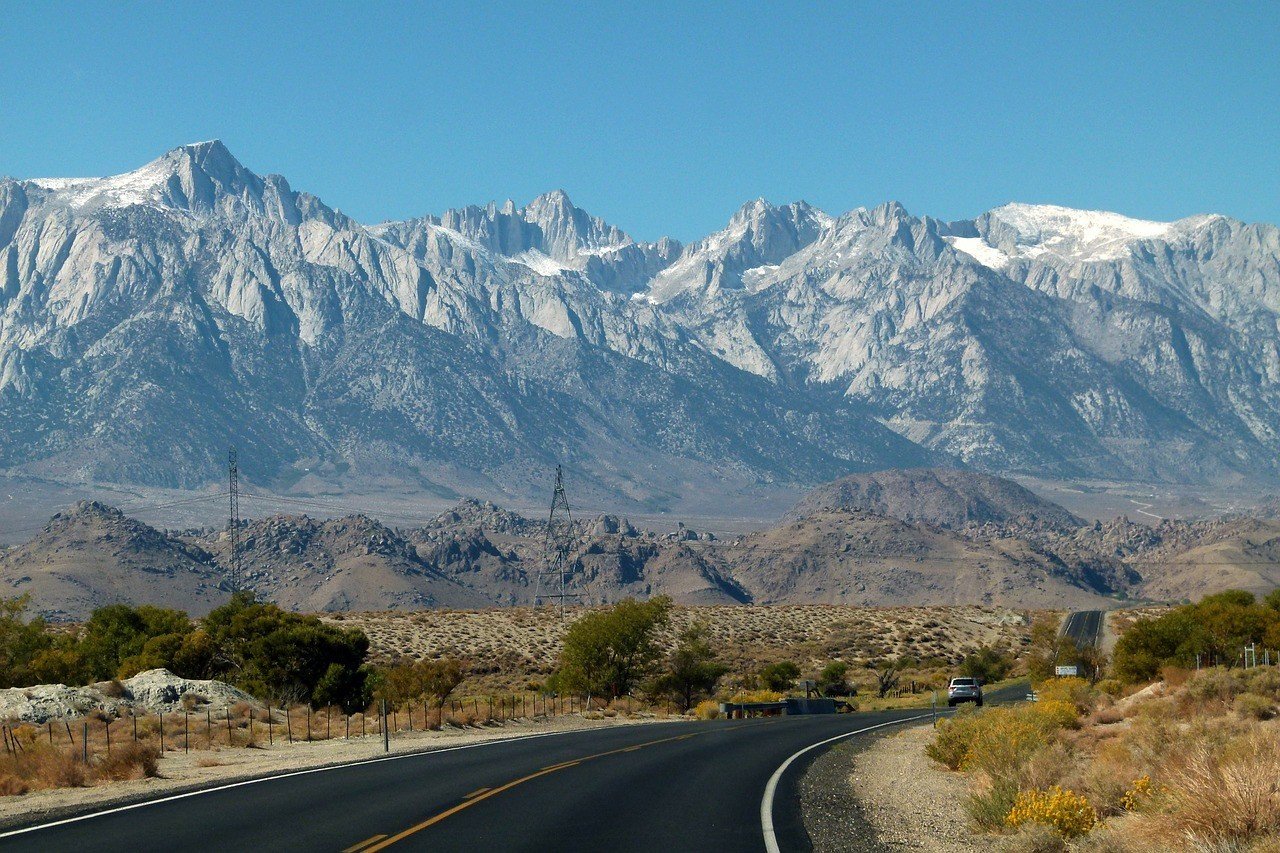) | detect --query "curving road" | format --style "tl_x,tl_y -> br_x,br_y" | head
1,685 -> 1025,852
